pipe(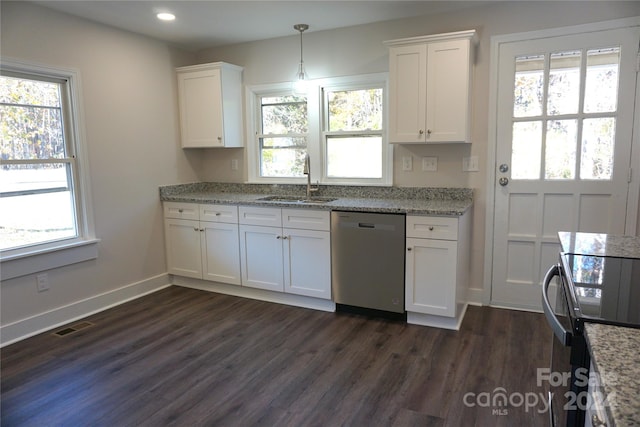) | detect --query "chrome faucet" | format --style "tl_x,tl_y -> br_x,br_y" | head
303,153 -> 318,199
